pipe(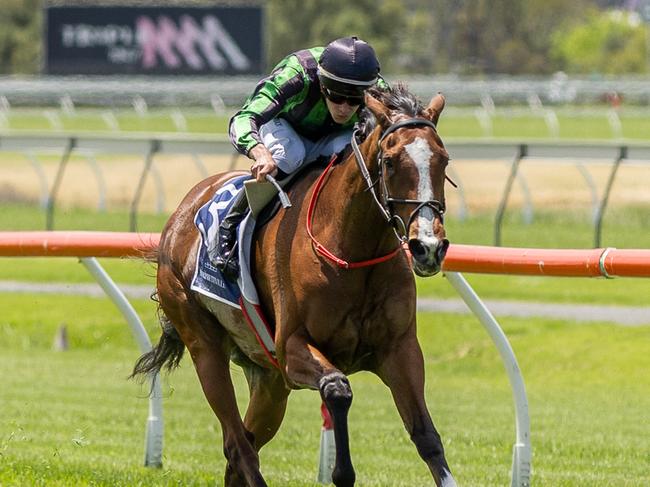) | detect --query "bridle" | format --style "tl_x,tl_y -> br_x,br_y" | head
351,117 -> 447,243
306,117 -> 448,269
